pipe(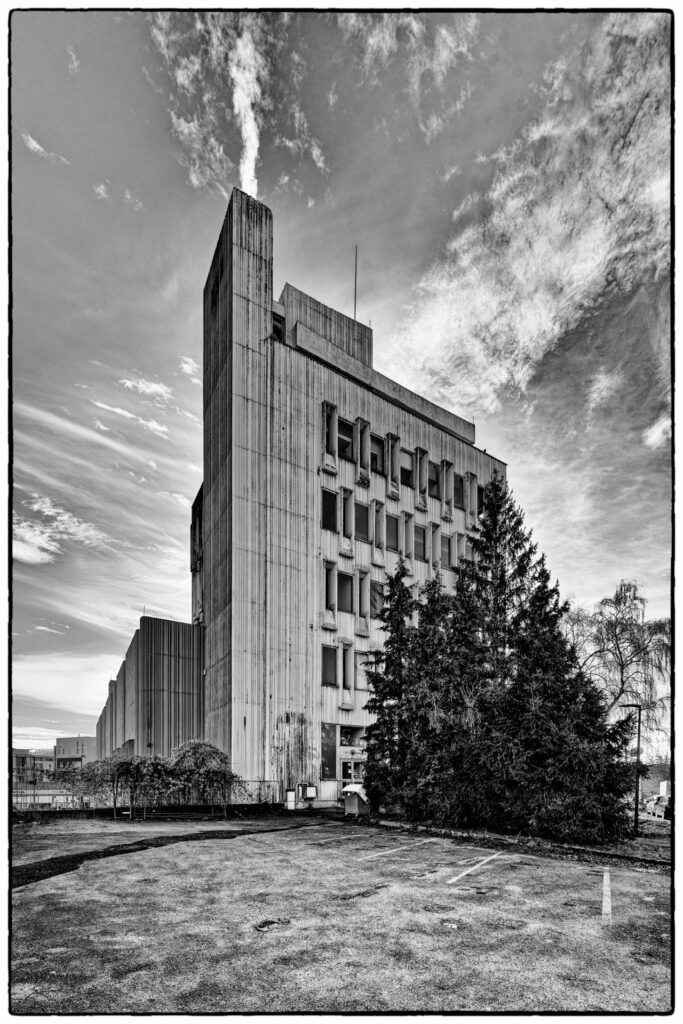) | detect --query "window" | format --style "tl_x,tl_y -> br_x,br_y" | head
272,311 -> 285,344
340,726 -> 356,746
386,514 -> 399,551
370,434 -> 385,474
415,524 -> 427,561
387,434 -> 400,491
428,461 -> 440,499
359,571 -> 370,618
477,485 -> 485,516
338,572 -> 354,613
356,419 -> 370,477
454,474 -> 465,509
355,502 -> 369,541
342,490 -> 353,539
338,418 -> 354,461
325,562 -> 336,610
355,653 -> 368,689
321,723 -> 337,779
370,581 -> 385,619
400,449 -> 414,487
342,644 -> 353,691
374,502 -> 384,549
322,646 -> 337,686
403,512 -> 414,558
441,534 -> 451,568
322,489 -> 337,531
324,403 -> 337,455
